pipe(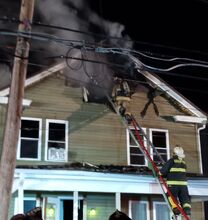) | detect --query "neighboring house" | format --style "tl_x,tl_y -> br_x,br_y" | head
0,58 -> 208,220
